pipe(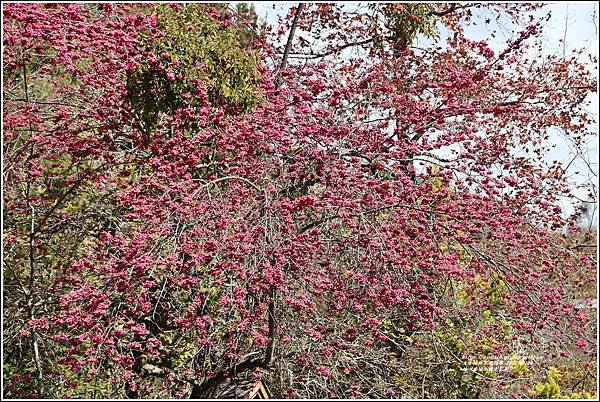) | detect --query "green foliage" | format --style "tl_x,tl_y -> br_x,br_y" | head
127,4 -> 263,131
3,363 -> 37,398
569,391 -> 596,399
486,273 -> 509,305
527,365 -> 597,400
508,354 -> 529,377
379,4 -> 440,52
172,343 -> 196,371
530,367 -> 562,399
427,176 -> 444,193
54,365 -> 115,398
